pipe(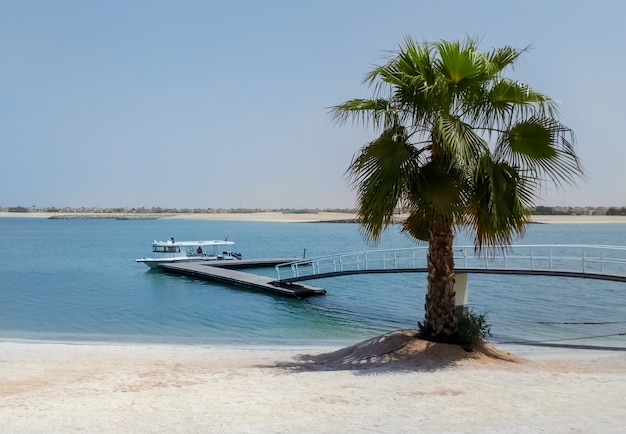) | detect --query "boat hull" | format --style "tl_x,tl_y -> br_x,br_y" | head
136,256 -> 238,269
